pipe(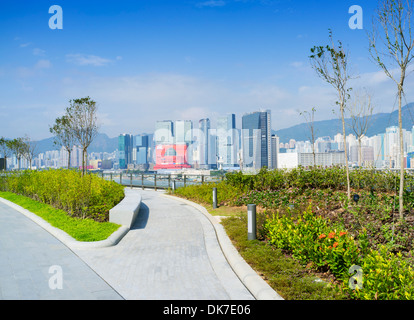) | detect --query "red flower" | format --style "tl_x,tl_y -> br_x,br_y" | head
333,242 -> 339,248
339,231 -> 347,237
328,232 -> 335,239
319,234 -> 326,239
